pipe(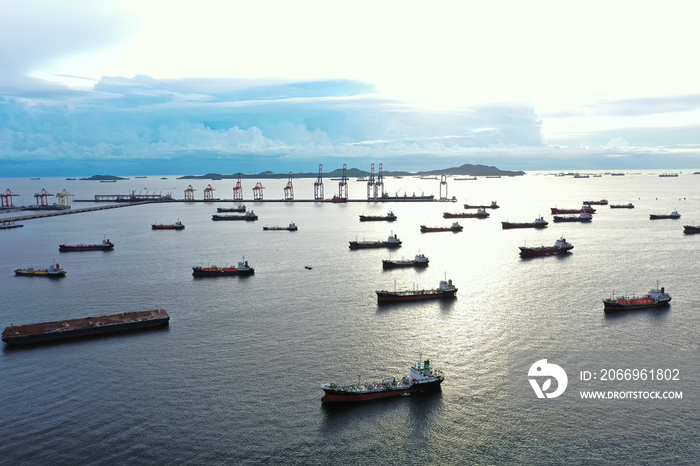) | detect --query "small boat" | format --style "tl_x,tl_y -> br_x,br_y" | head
659,173 -> 679,177
519,237 -> 574,257
603,287 -> 671,312
349,234 -> 402,249
443,208 -> 489,219
263,222 -> 297,231
217,205 -> 246,213
463,200 -> 499,209
212,211 -> 258,221
305,265 -> 313,270
420,222 -> 463,233
454,177 -> 477,180
552,213 -> 593,223
59,238 -> 114,252
382,254 -> 429,269
501,217 -> 548,229
359,211 -> 397,222
15,262 -> 66,278
550,206 -> 596,214
650,211 -> 680,220
610,203 -> 634,209
376,278 -> 457,303
683,225 -> 700,234
152,221 -> 185,230
0,221 -> 23,230
583,199 -> 608,205
321,358 -> 444,403
192,260 -> 254,277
